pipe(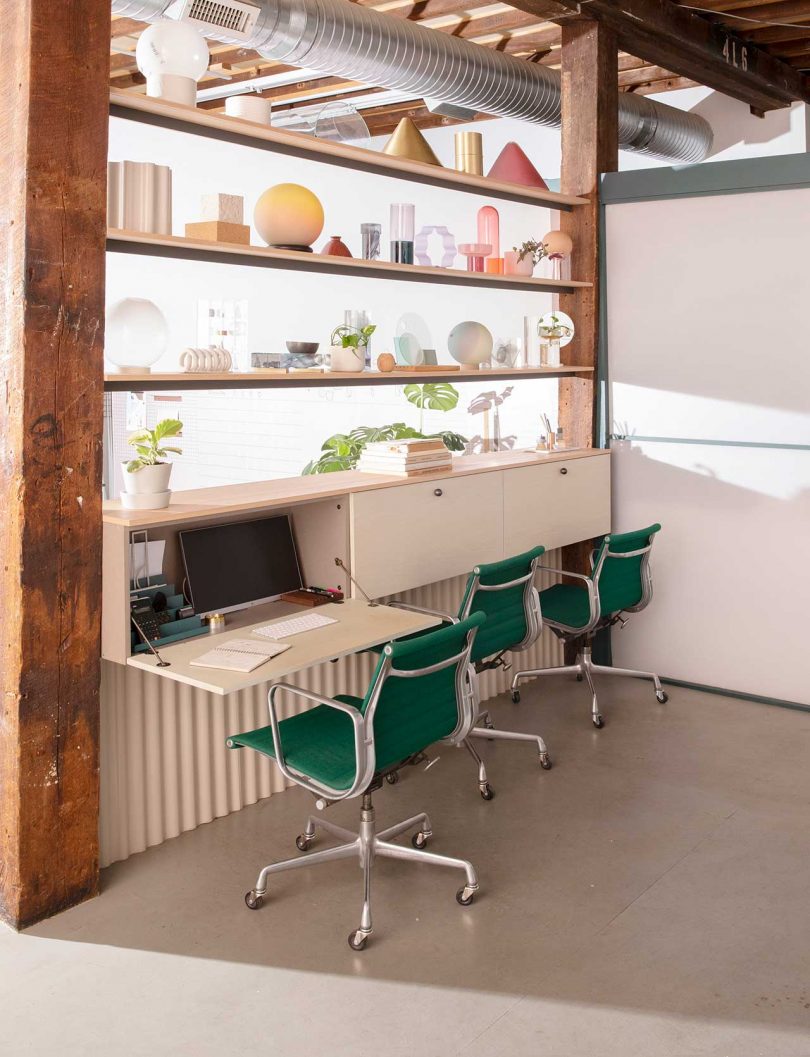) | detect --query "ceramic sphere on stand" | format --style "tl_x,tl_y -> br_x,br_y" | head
106,298 -> 169,374
448,321 -> 493,369
254,184 -> 325,251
